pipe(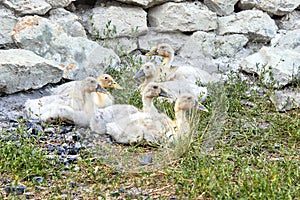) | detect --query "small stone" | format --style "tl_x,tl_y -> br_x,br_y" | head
32,176 -> 44,185
5,185 -> 26,195
139,154 -> 153,165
